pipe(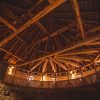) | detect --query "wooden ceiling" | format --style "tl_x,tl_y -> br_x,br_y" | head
0,0 -> 100,76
